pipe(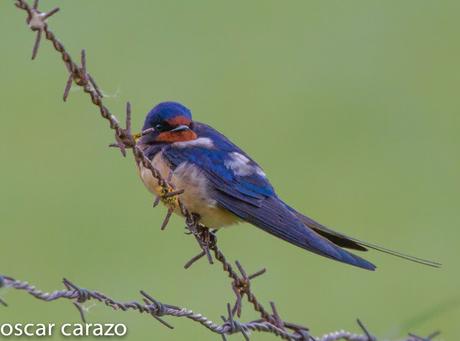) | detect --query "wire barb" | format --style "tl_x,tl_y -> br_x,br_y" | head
72,302 -> 87,324
184,250 -> 207,269
408,331 -> 441,341
357,319 -> 376,341
112,101 -> 136,157
15,0 -> 60,60
31,30 -> 42,60
161,208 -> 174,230
63,73 -> 73,101
140,291 -> 175,329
